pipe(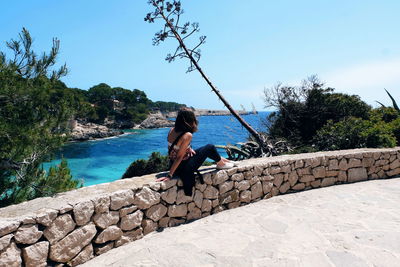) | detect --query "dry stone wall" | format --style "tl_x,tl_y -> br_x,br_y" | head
1,147 -> 400,266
